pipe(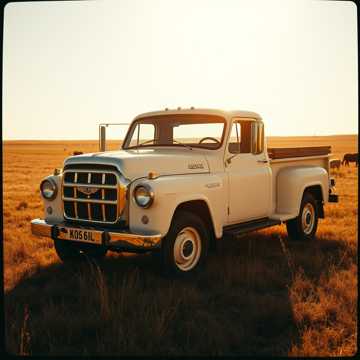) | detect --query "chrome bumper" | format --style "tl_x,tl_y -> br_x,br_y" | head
31,218 -> 162,252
